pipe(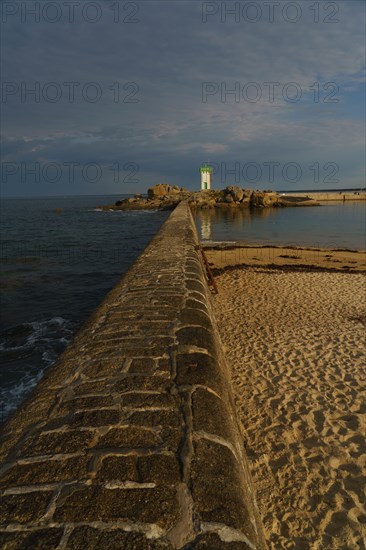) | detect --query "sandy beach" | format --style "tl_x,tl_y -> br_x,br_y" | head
206,246 -> 366,549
